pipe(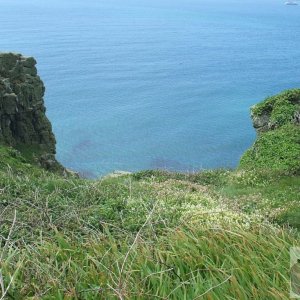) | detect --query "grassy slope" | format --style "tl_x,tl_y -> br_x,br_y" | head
240,124 -> 300,173
240,89 -> 300,174
0,146 -> 299,299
